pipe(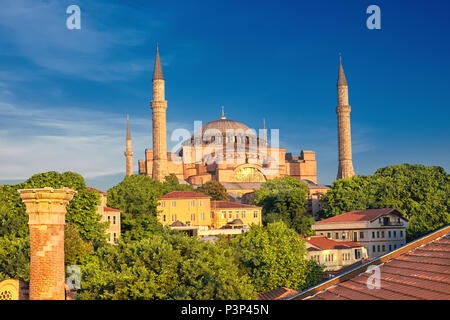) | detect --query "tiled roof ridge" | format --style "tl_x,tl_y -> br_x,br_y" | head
160,191 -> 211,199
